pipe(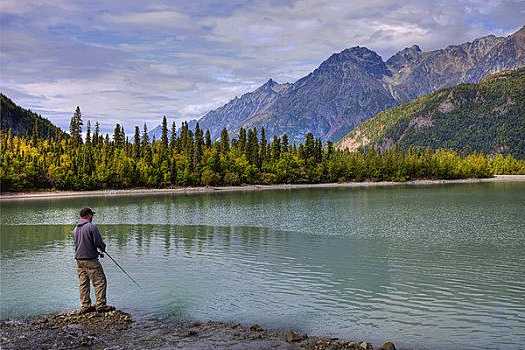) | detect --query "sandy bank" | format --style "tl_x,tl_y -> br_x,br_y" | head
1,175 -> 524,201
